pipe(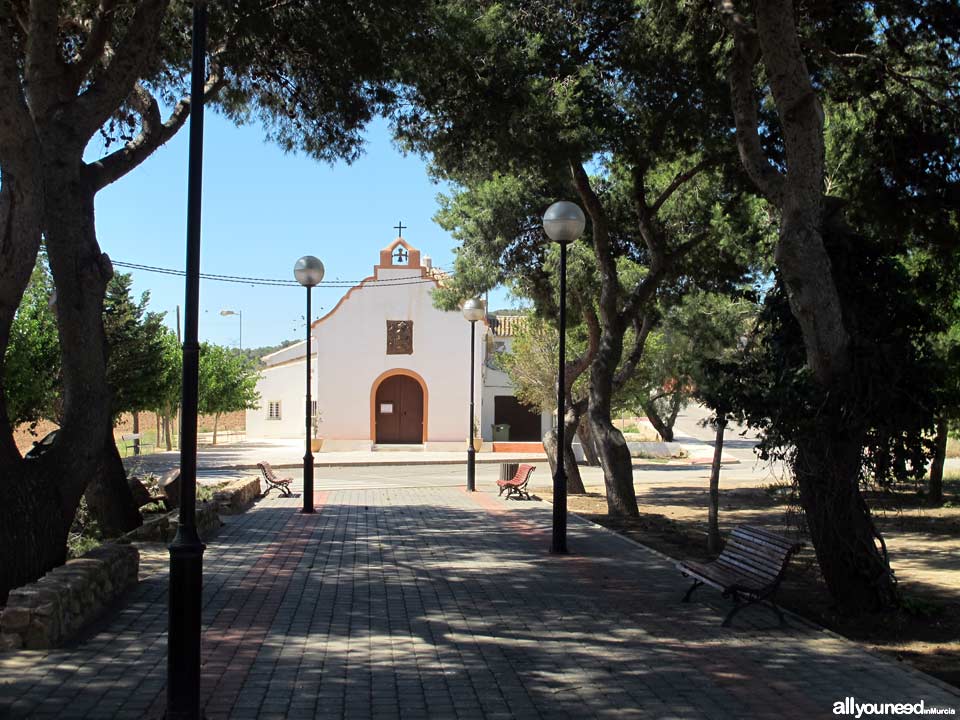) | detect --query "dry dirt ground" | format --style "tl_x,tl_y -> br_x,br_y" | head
533,473 -> 960,690
13,410 -> 246,455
